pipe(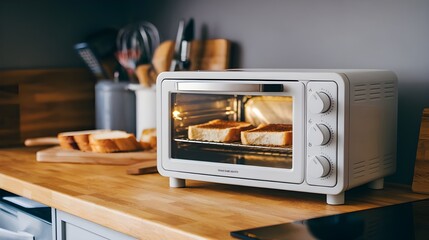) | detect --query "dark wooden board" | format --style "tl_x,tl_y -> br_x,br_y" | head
412,108 -> 429,194
0,68 -> 95,147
